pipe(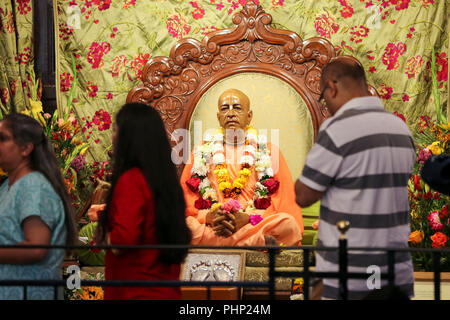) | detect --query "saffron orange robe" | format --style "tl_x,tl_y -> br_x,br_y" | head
180,142 -> 304,246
